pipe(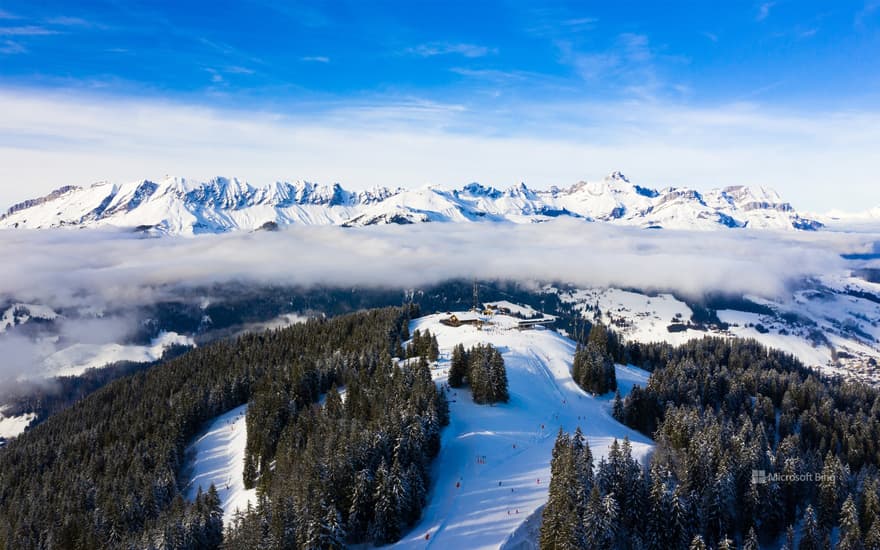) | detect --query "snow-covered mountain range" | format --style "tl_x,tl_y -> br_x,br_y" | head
0,171 -> 824,235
